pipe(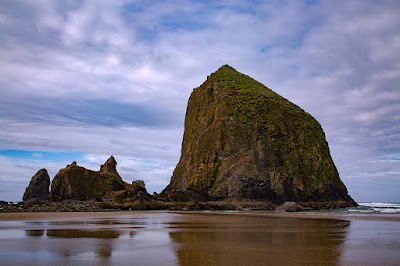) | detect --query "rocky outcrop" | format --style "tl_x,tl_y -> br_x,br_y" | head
23,169 -> 50,201
100,156 -> 118,175
161,65 -> 356,207
50,157 -> 127,201
132,180 -> 146,189
276,202 -> 304,212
